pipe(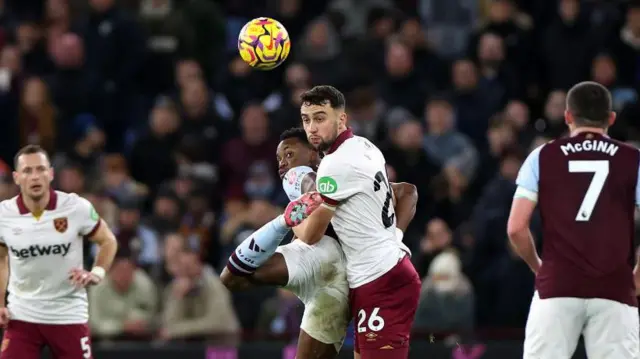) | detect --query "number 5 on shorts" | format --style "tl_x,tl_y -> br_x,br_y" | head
80,336 -> 91,359
357,307 -> 385,333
